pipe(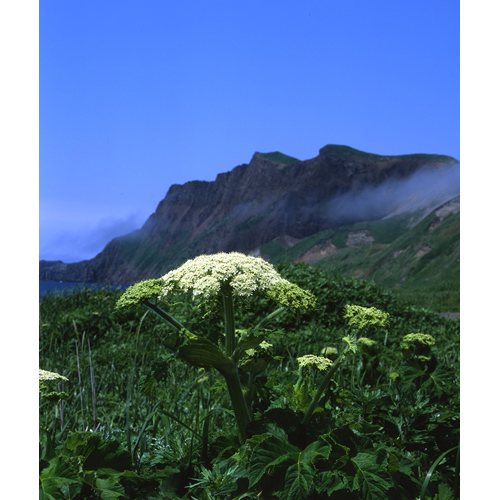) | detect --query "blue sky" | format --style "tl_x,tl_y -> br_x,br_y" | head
39,0 -> 460,263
